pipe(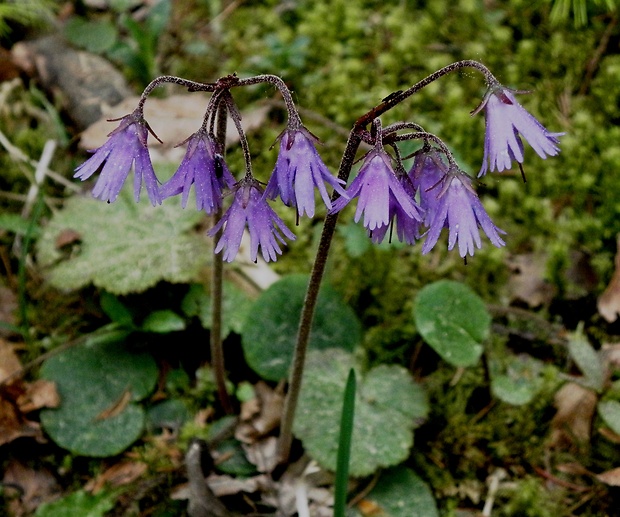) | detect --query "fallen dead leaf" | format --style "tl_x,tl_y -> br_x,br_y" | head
94,388 -> 132,421
0,339 -> 23,385
84,460 -> 149,494
0,287 -> 18,338
507,253 -> 555,307
0,396 -> 45,446
597,467 -> 620,486
556,462 -> 593,477
2,459 -> 61,516
236,381 -> 284,443
551,381 -> 598,446
601,342 -> 620,372
243,436 -> 278,473
599,426 -> 620,444
598,235 -> 620,322
17,379 -> 60,413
